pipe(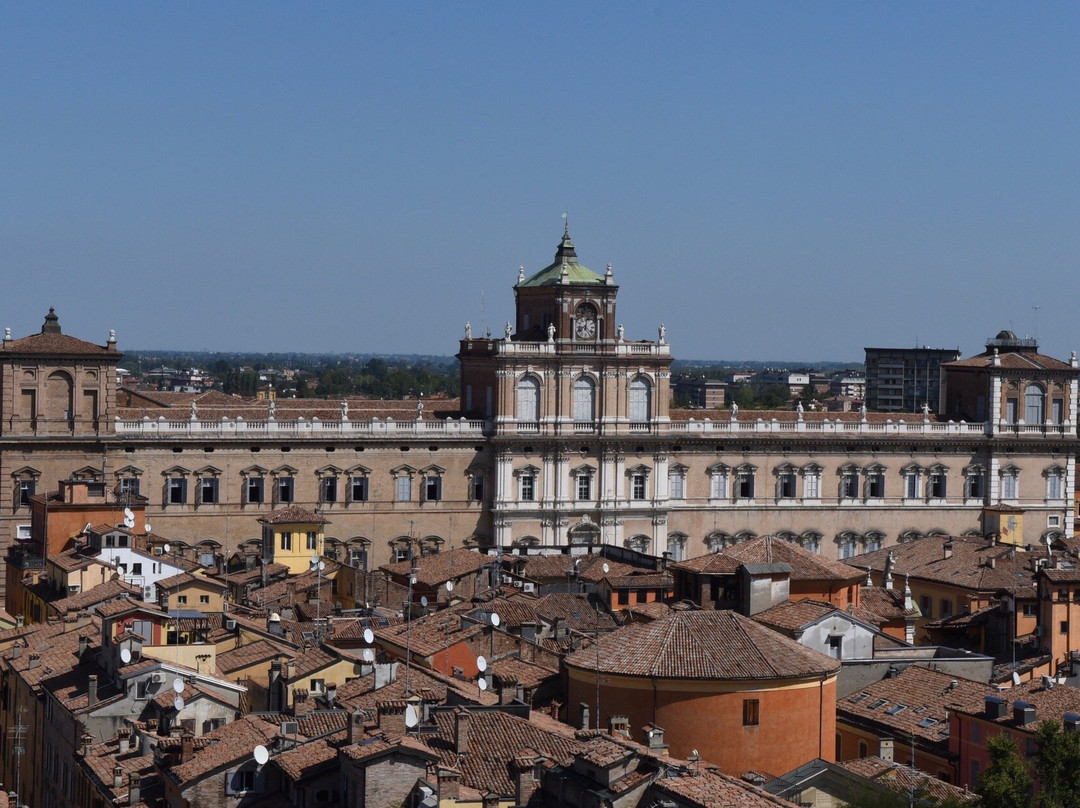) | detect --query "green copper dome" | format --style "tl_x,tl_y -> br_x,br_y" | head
517,226 -> 606,287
